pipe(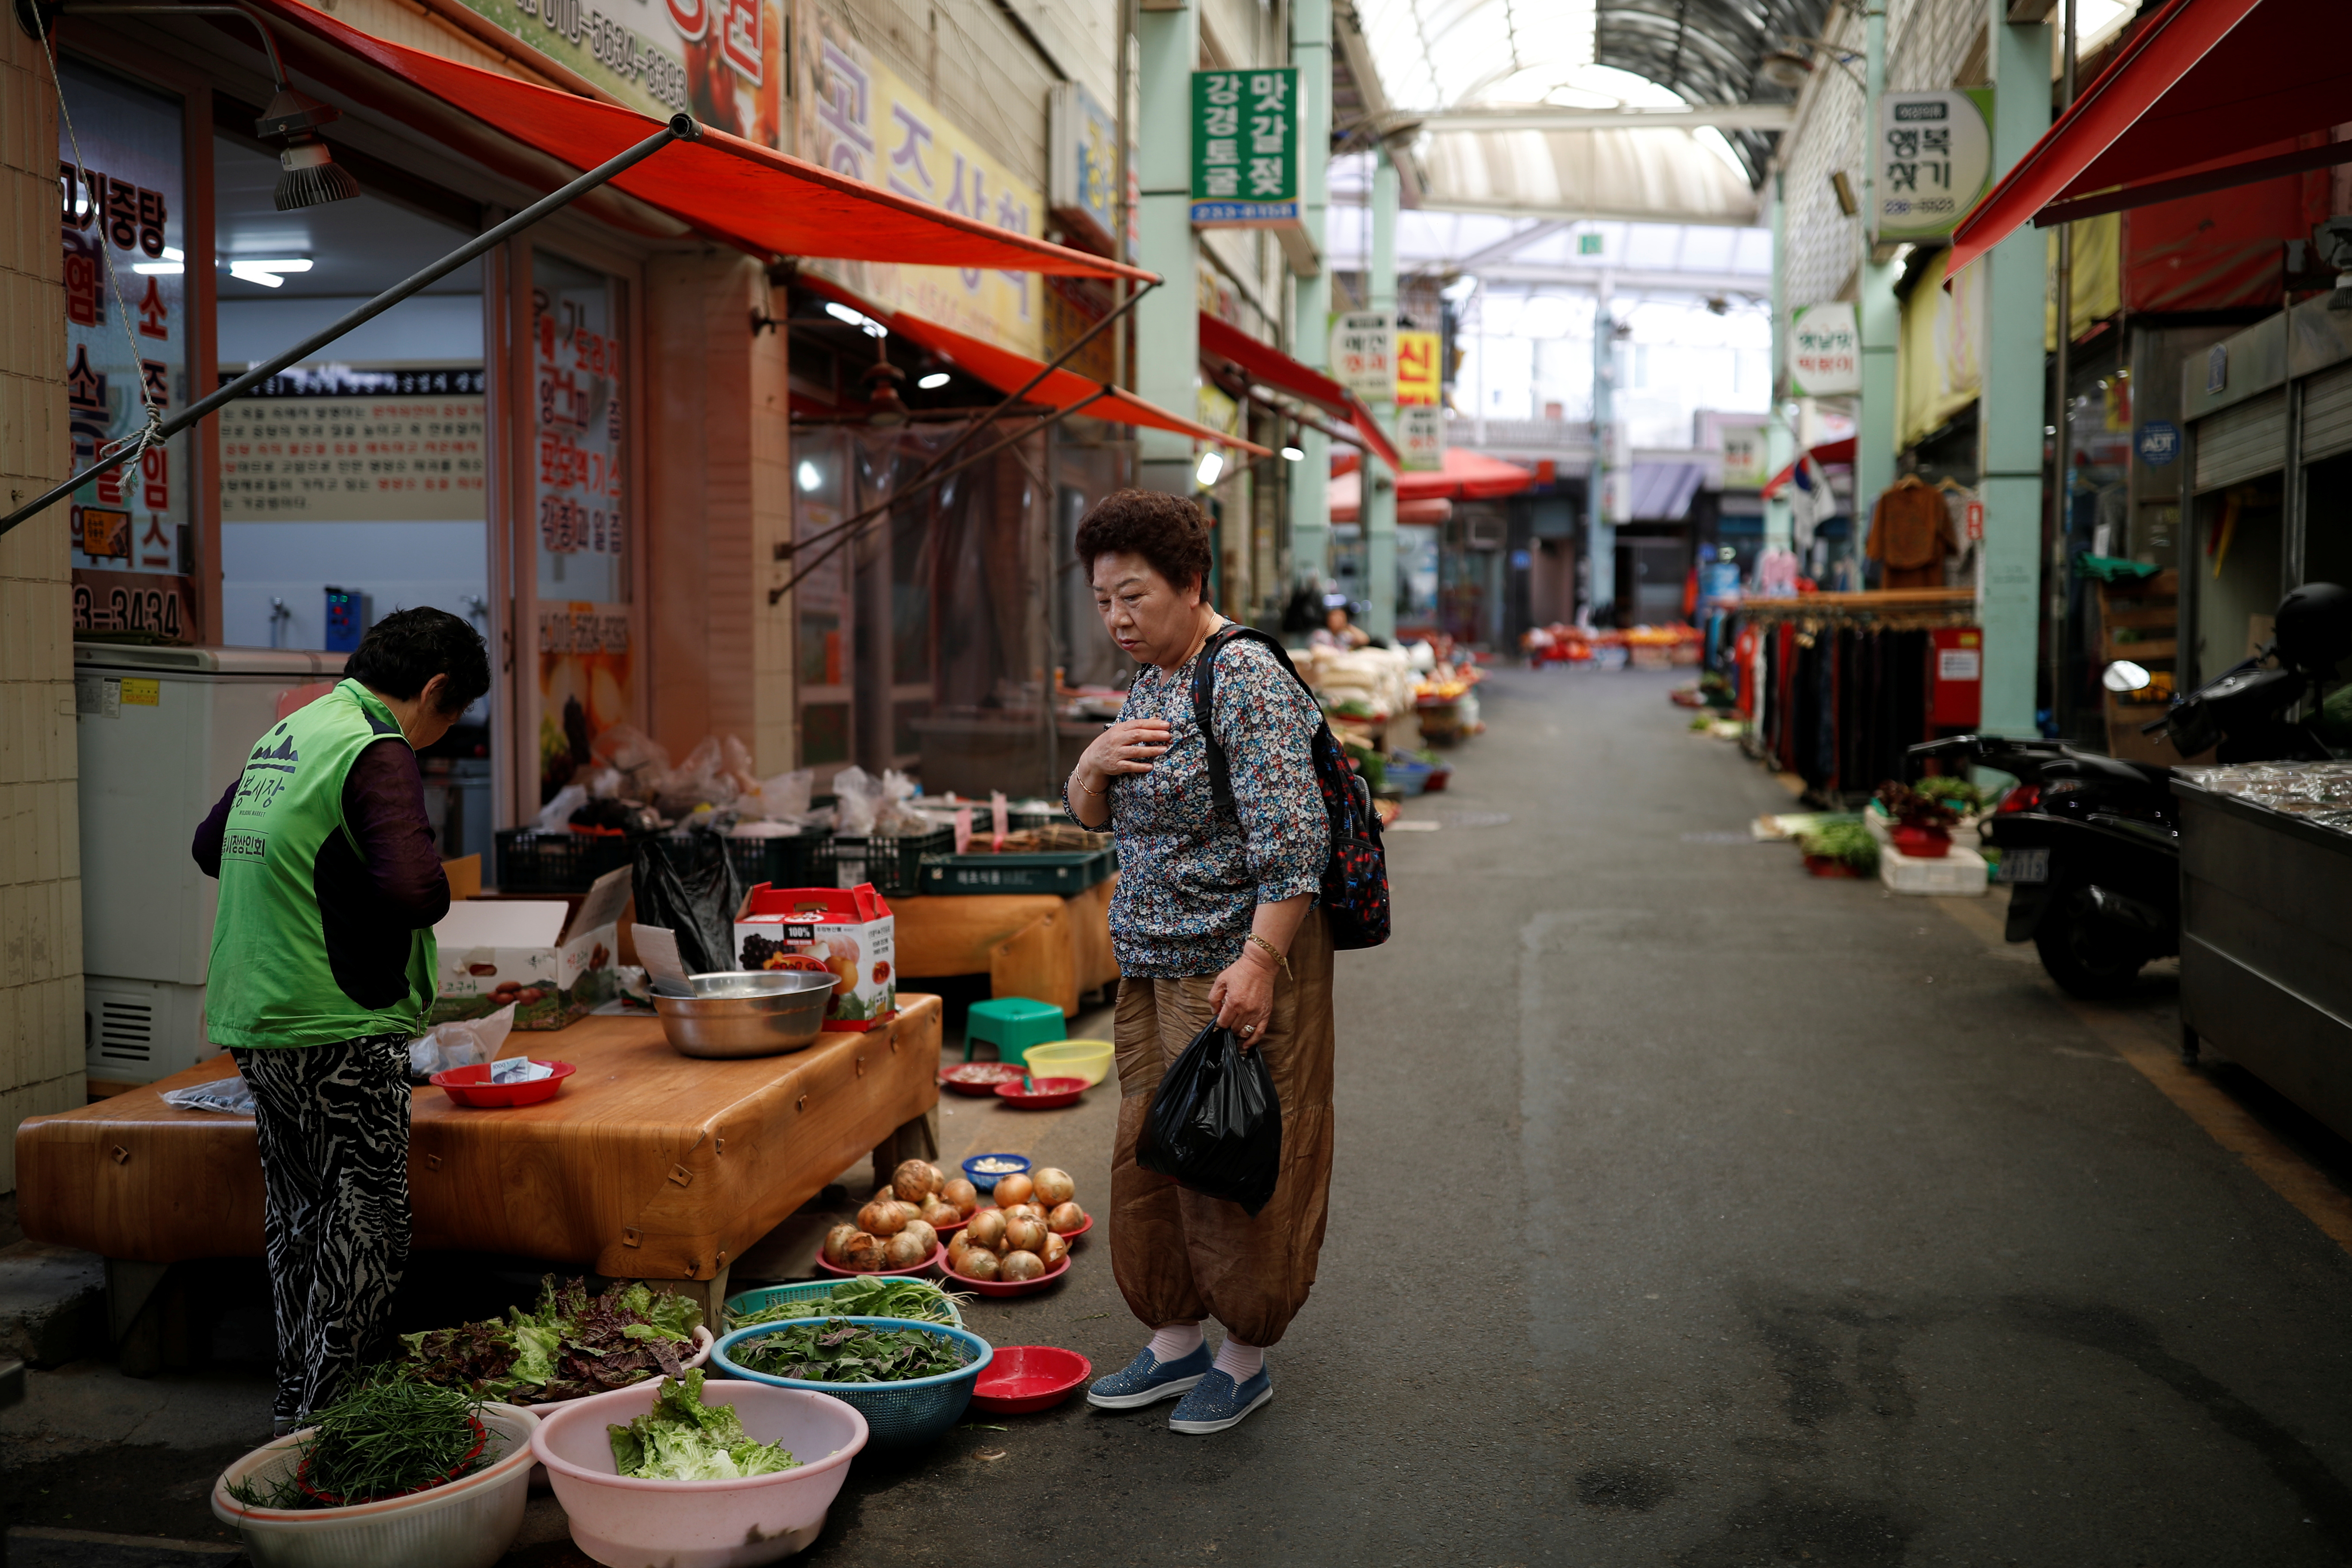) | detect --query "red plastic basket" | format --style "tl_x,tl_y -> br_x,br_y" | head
429,1060 -> 576,1108
968,1346 -> 1092,1415
994,1076 -> 1087,1109
938,1250 -> 1071,1298
815,1243 -> 943,1278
